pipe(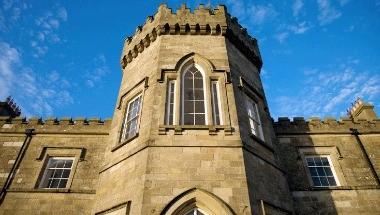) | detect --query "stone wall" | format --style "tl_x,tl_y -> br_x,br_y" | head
274,117 -> 380,215
0,117 -> 111,215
